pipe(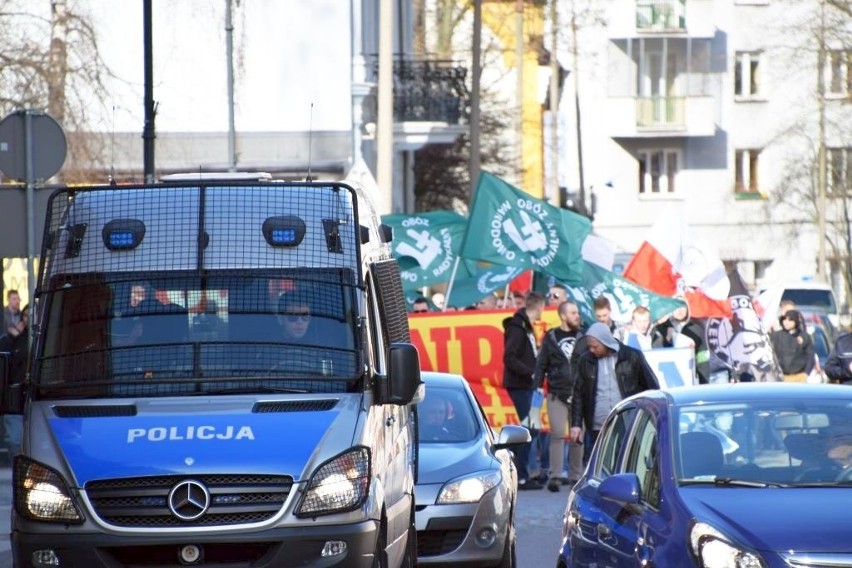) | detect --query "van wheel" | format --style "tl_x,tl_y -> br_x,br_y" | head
372,517 -> 388,568
400,508 -> 417,568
